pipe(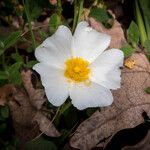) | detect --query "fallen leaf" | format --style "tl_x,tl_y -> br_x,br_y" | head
0,84 -> 16,106
89,15 -> 126,49
8,70 -> 60,145
21,70 -> 46,109
123,130 -> 150,150
33,111 -> 60,137
70,53 -> 150,150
